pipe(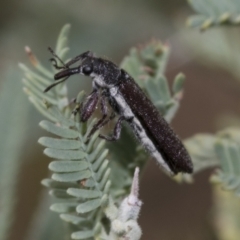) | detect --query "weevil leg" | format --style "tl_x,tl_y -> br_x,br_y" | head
98,112 -> 115,128
89,111 -> 116,133
99,116 -> 126,141
87,94 -> 108,139
80,90 -> 99,121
